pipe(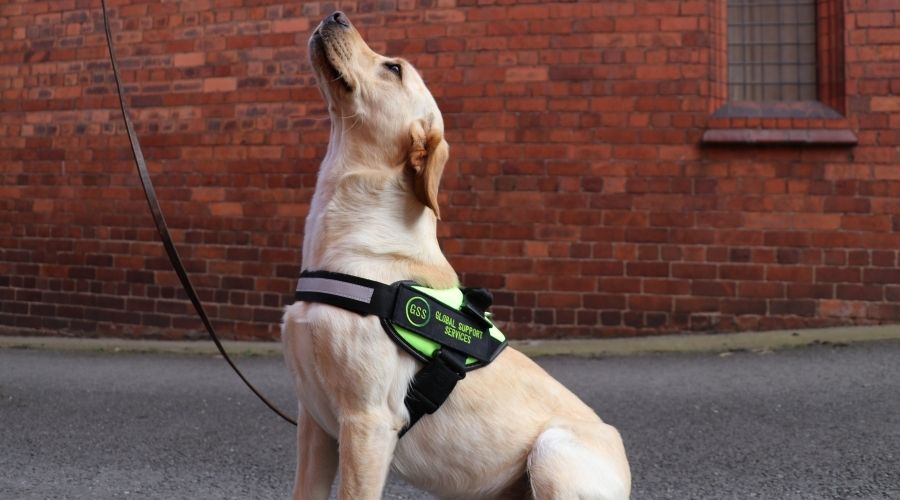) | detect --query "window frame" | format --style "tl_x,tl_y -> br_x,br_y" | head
703,0 -> 857,145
